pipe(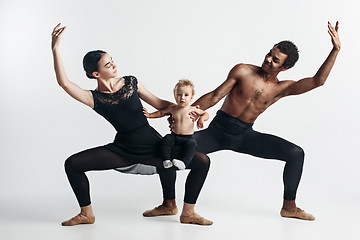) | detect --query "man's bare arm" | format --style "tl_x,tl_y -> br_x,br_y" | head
192,64 -> 241,110
283,21 -> 341,97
